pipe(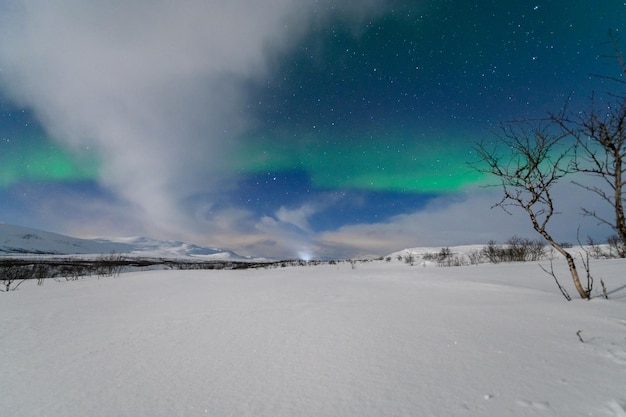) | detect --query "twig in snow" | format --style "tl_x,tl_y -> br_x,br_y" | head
539,260 -> 572,301
576,330 -> 584,343
600,278 -> 609,300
